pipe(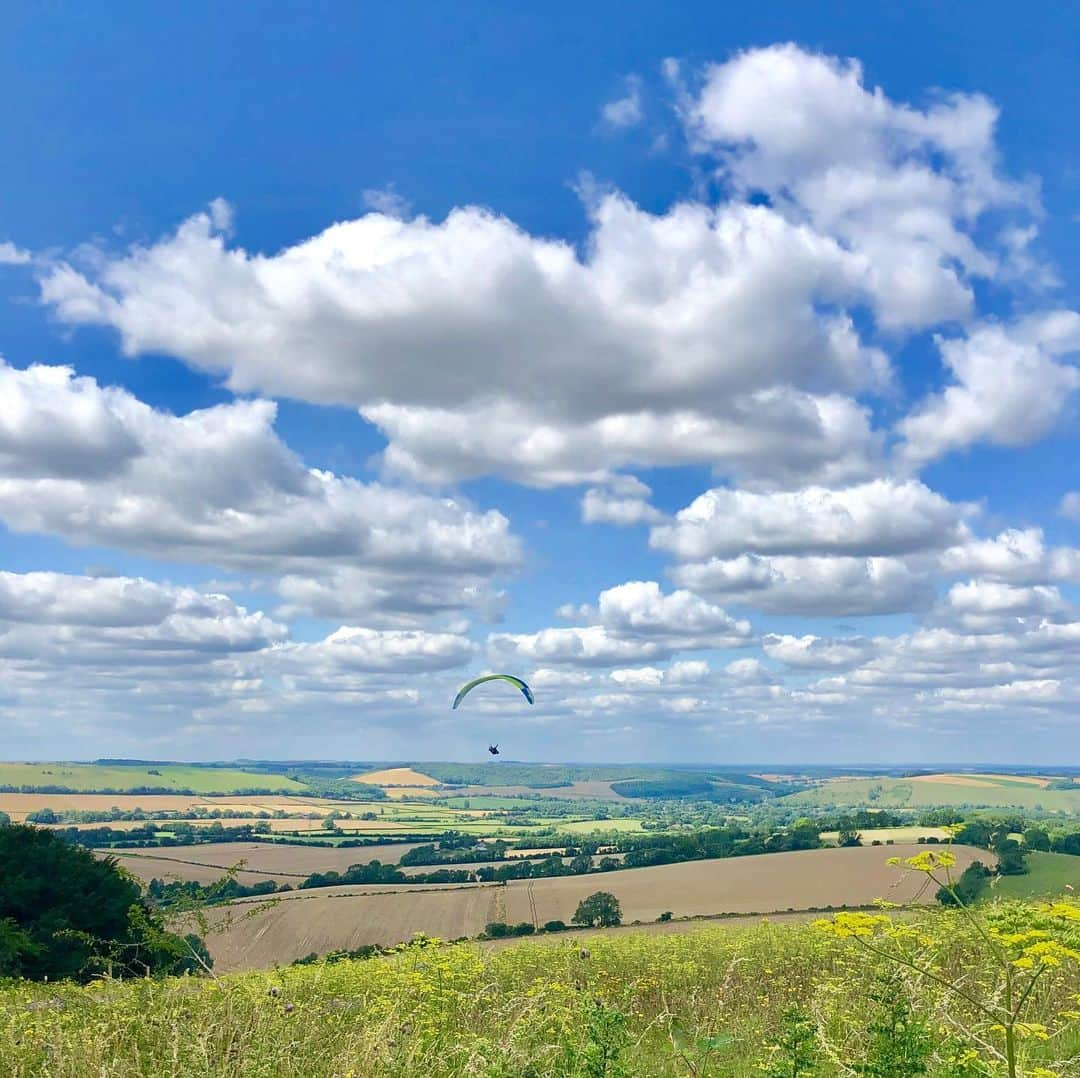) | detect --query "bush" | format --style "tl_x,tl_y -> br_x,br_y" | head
541,920 -> 567,933
482,922 -> 511,938
657,911 -> 673,922
0,824 -> 206,982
